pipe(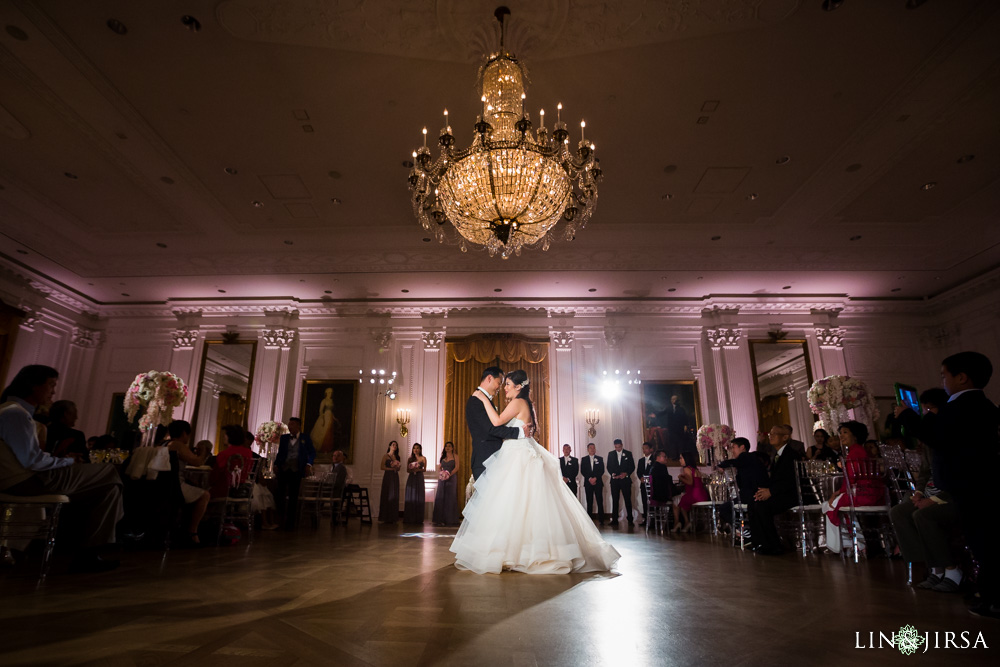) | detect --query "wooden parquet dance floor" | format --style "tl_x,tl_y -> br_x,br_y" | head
1,524 -> 996,666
